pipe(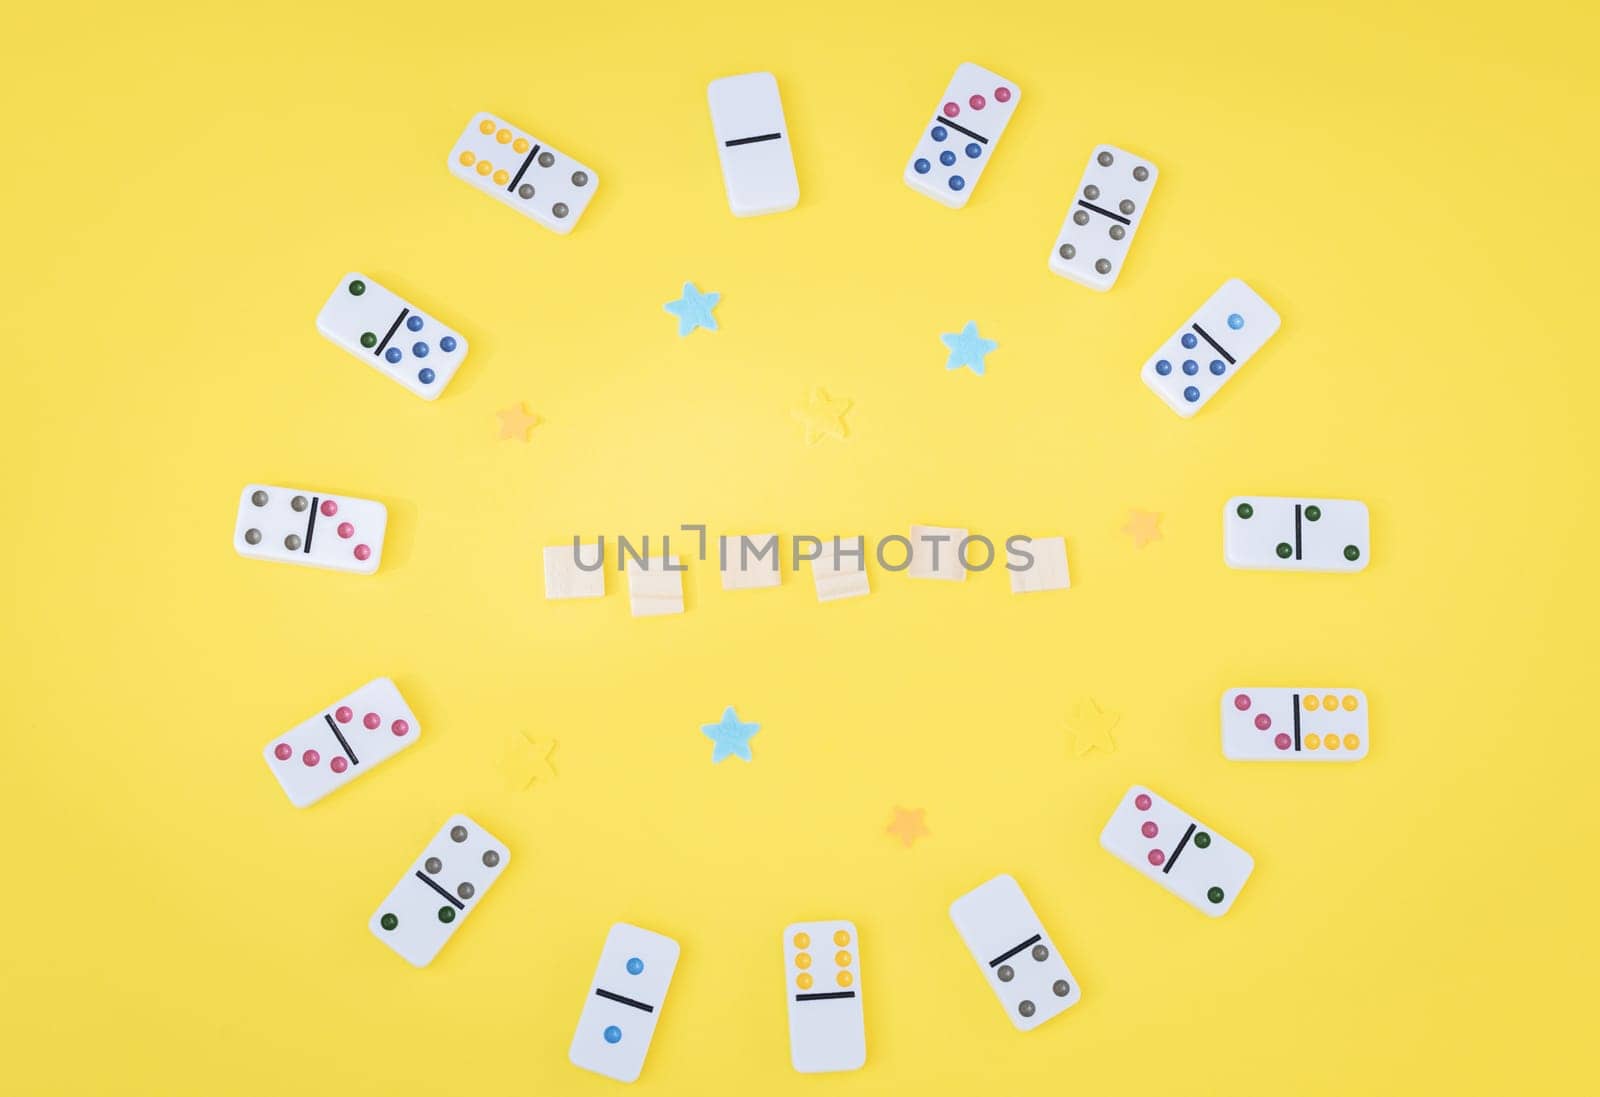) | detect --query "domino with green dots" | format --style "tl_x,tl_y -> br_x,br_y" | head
369,815 -> 509,968
316,272 -> 467,400
1101,786 -> 1254,917
1224,496 -> 1370,572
